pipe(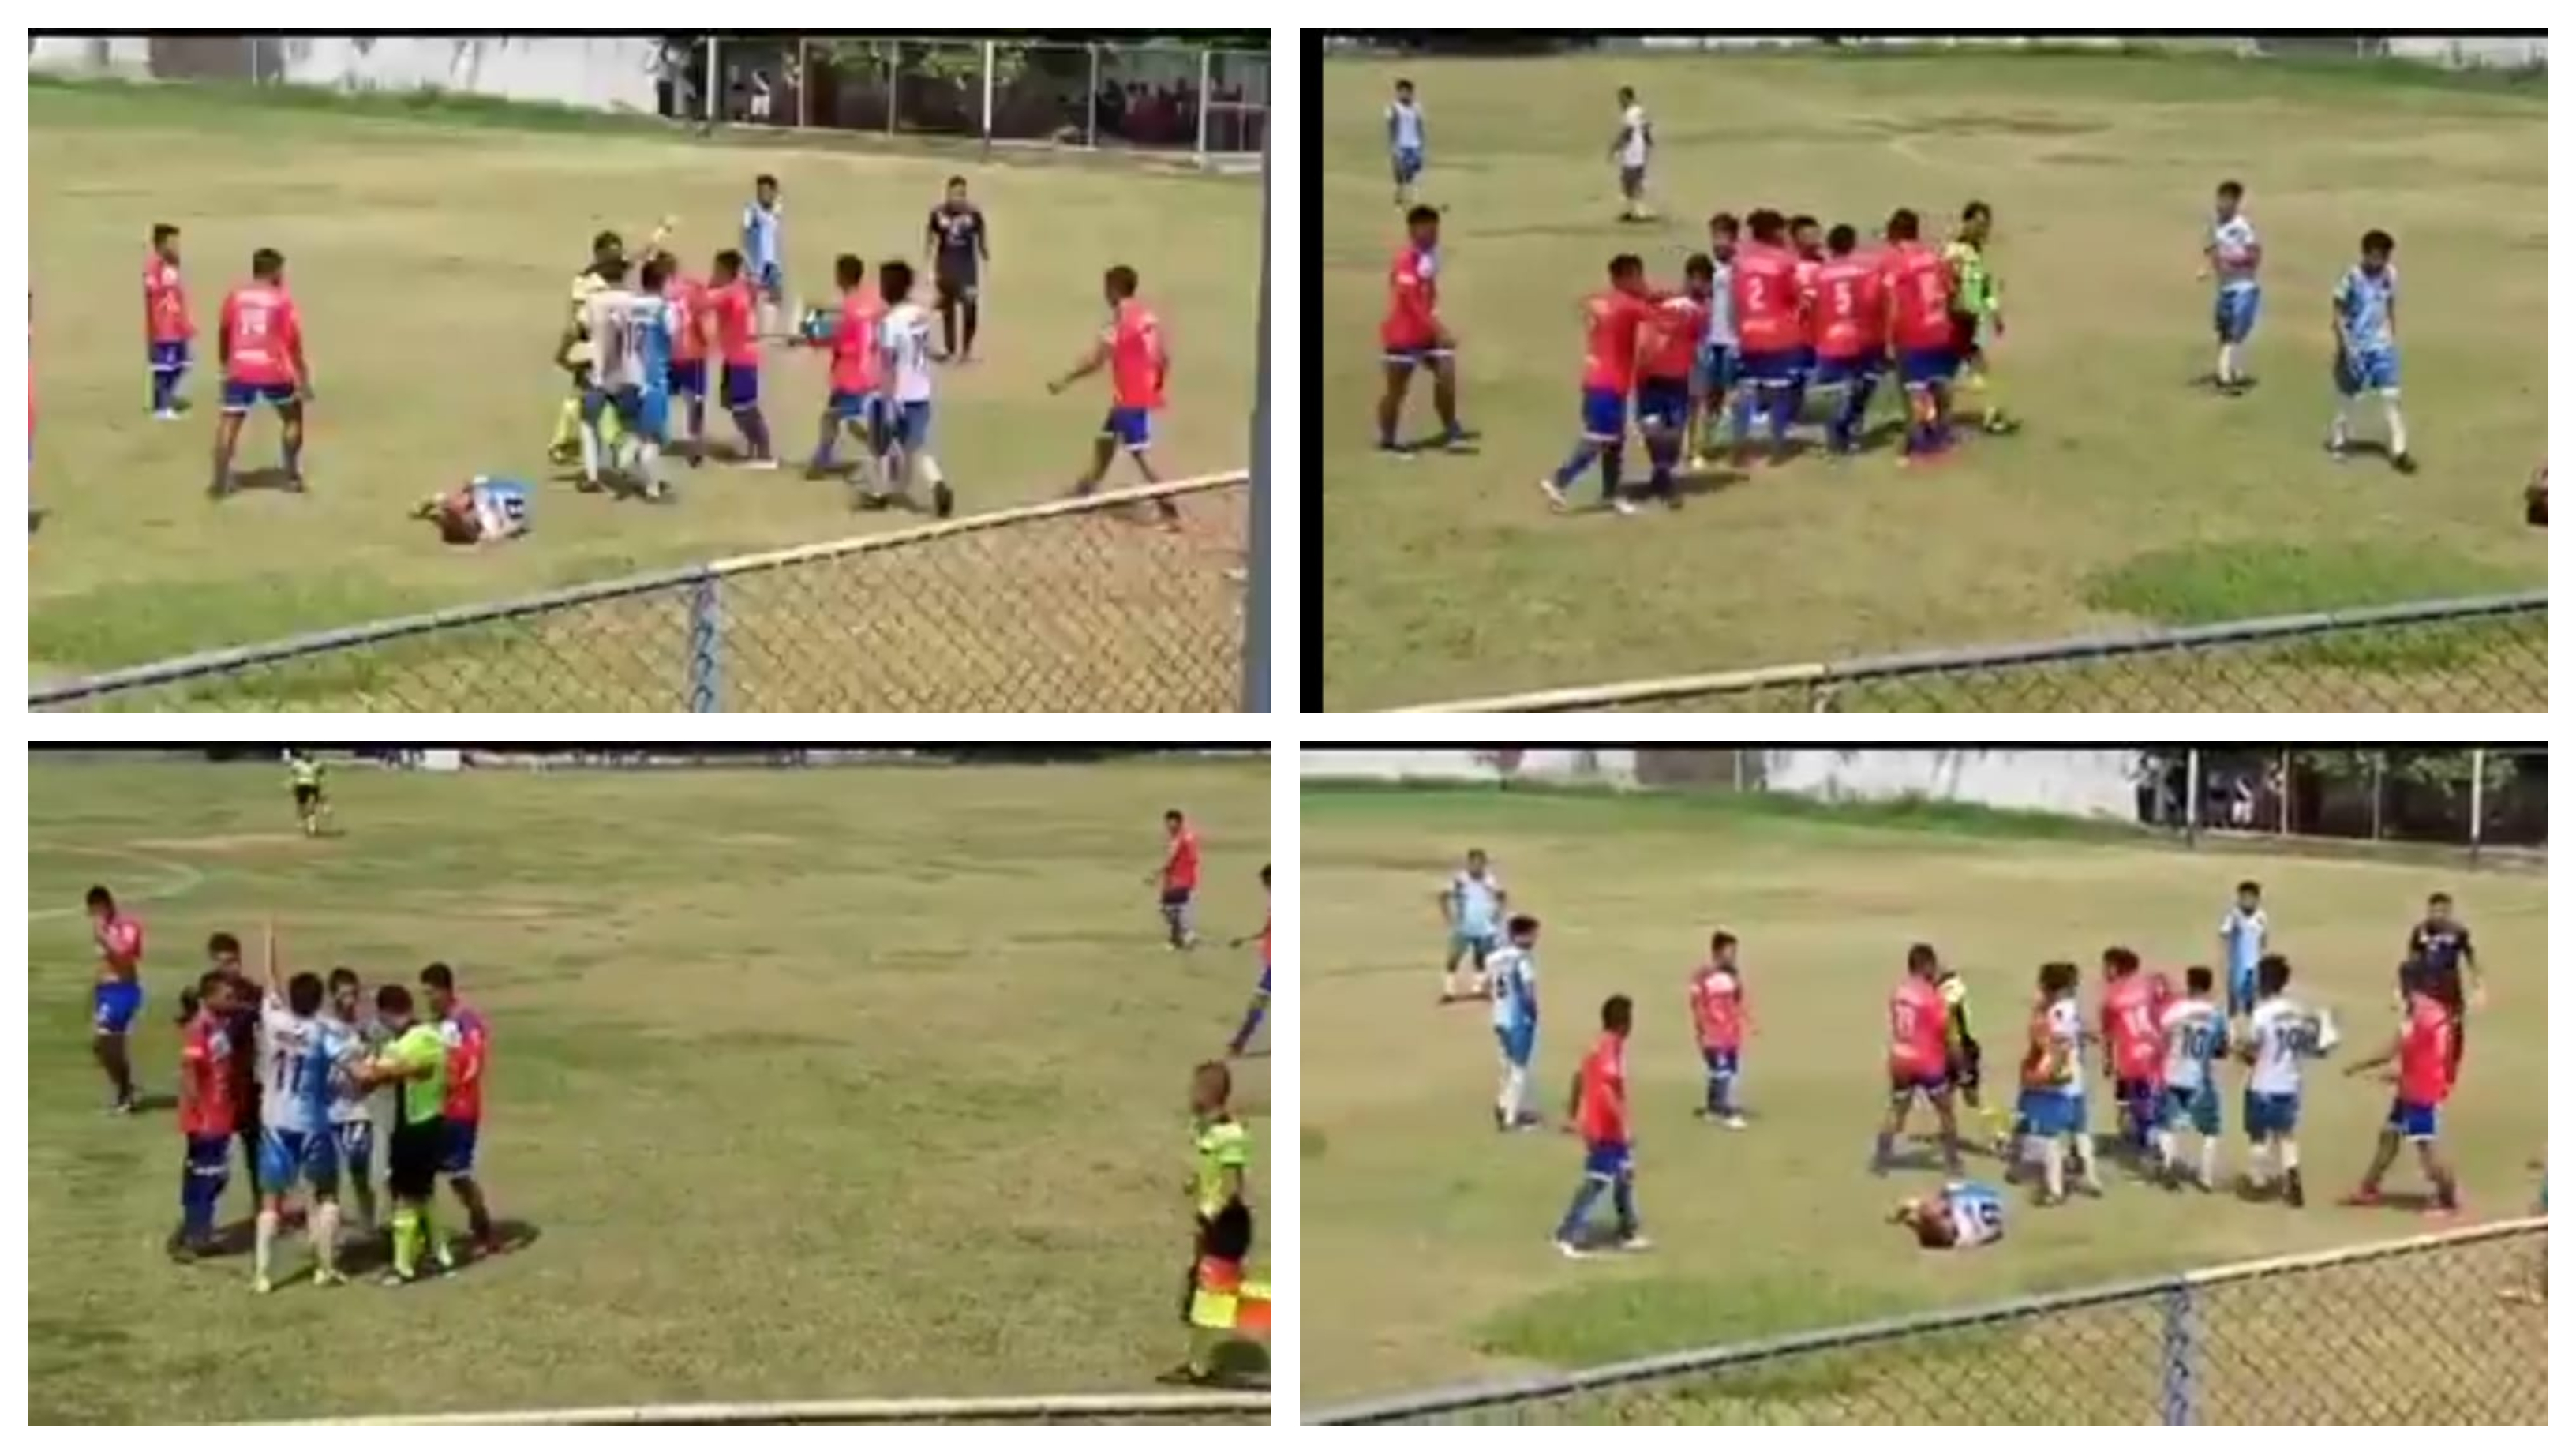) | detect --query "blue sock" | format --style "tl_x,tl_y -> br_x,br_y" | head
1833,380 -> 1873,452
1768,388 -> 1794,444
1714,1072 -> 1737,1117
1598,444 -> 1623,498
687,396 -> 706,441
170,364 -> 188,407
1872,1129 -> 1896,1167
1556,1175 -> 1607,1243
1646,436 -> 1676,493
1552,440 -> 1601,489
736,407 -> 773,459
1728,392 -> 1755,445
1229,995 -> 1267,1053
149,369 -> 172,413
1611,1175 -> 1639,1235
